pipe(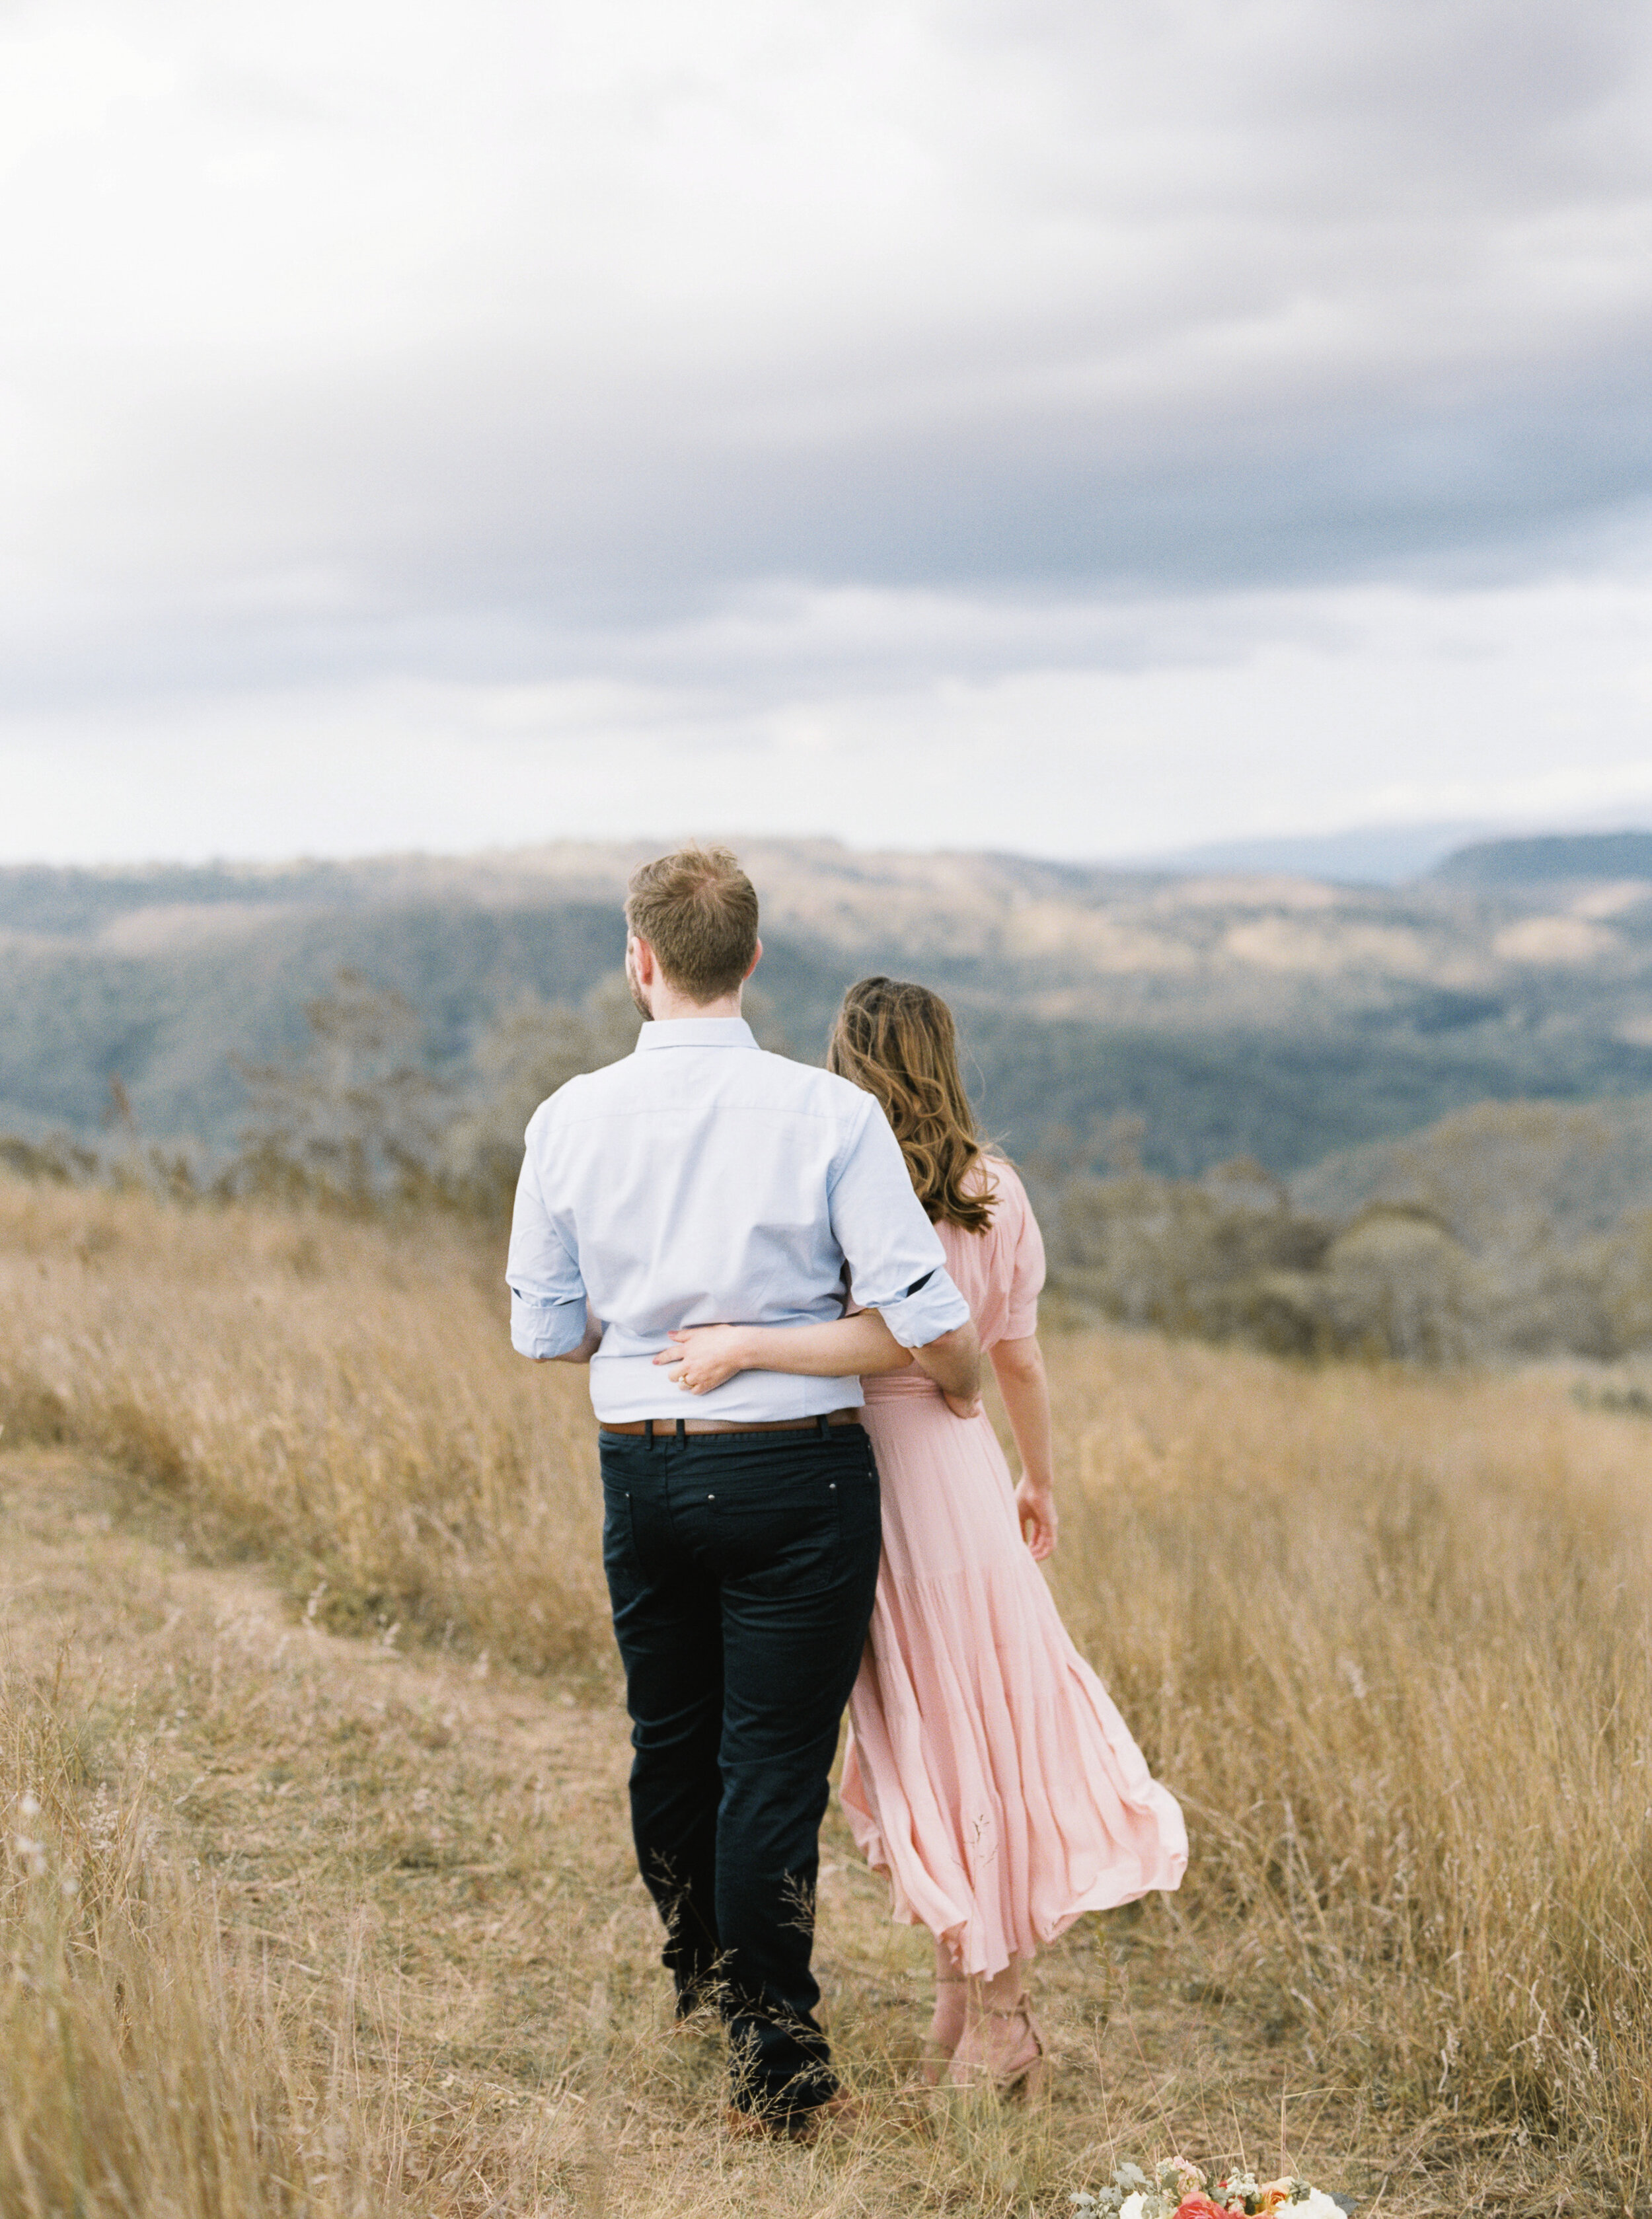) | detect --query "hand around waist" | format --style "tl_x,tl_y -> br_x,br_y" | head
654,1324 -> 755,1395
